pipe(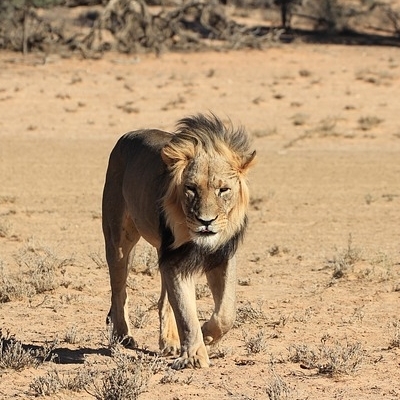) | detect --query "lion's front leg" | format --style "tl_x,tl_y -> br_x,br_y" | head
161,269 -> 209,369
202,257 -> 237,347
